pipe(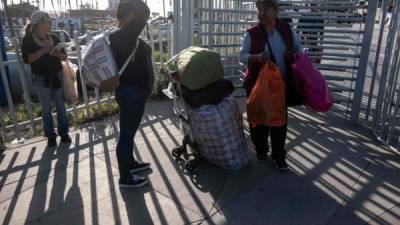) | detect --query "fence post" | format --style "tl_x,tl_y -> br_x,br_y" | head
350,0 -> 378,124
172,0 -> 181,55
365,0 -> 389,120
74,31 -> 91,119
373,0 -> 400,129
